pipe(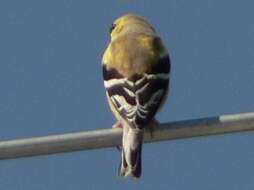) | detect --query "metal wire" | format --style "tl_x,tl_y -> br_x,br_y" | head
0,112 -> 253,160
